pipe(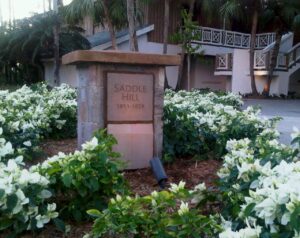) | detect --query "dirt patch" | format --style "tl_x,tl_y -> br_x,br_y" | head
40,138 -> 78,157
125,158 -> 221,196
